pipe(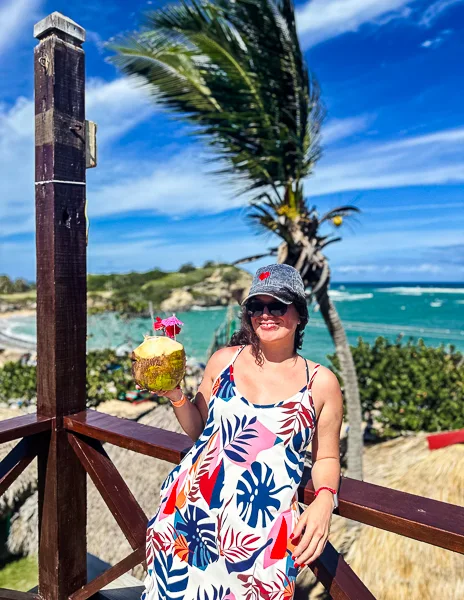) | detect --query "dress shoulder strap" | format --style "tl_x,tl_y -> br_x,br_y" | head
229,344 -> 246,368
304,361 -> 321,418
308,362 -> 321,390
211,345 -> 246,387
